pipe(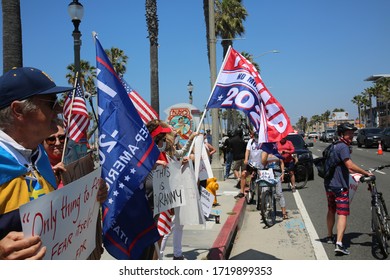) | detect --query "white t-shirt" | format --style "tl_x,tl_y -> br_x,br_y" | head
246,139 -> 263,167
